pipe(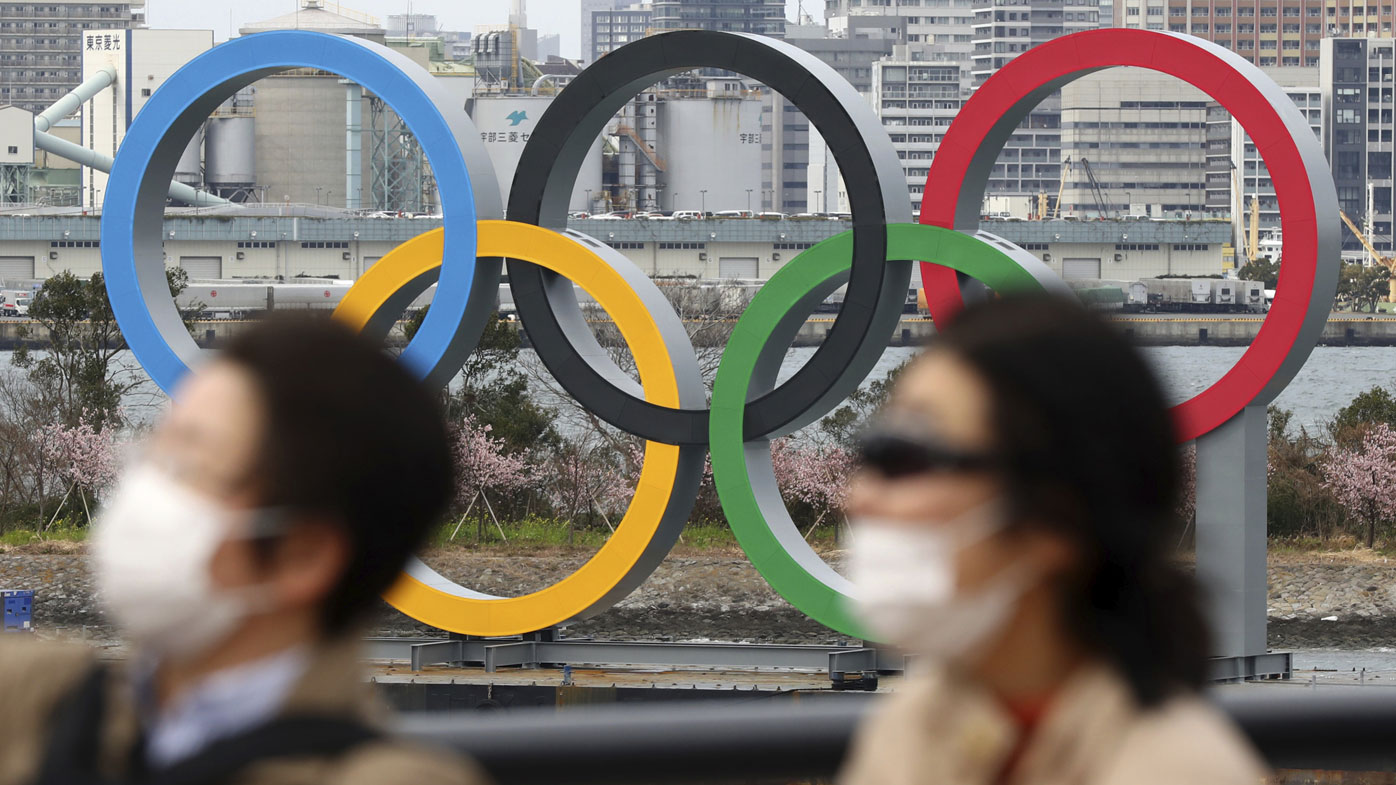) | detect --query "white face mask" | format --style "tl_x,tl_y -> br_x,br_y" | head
92,464 -> 278,661
847,502 -> 1031,661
